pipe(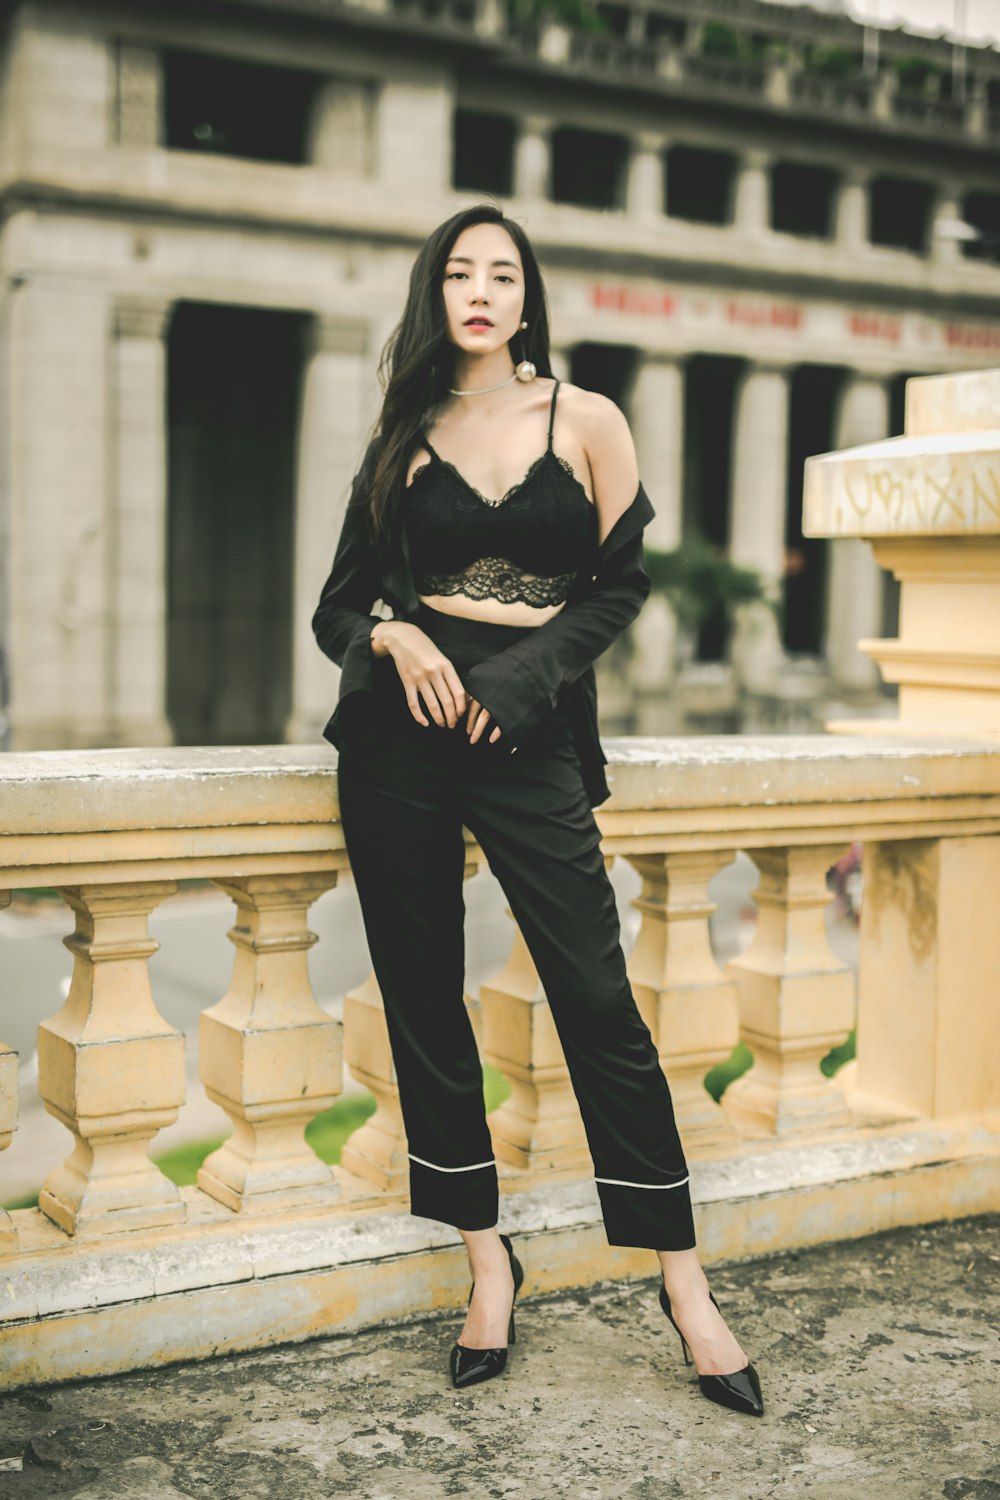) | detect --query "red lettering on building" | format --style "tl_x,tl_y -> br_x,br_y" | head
847,313 -> 901,344
726,300 -> 803,330
944,323 -> 1000,352
590,285 -> 676,317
